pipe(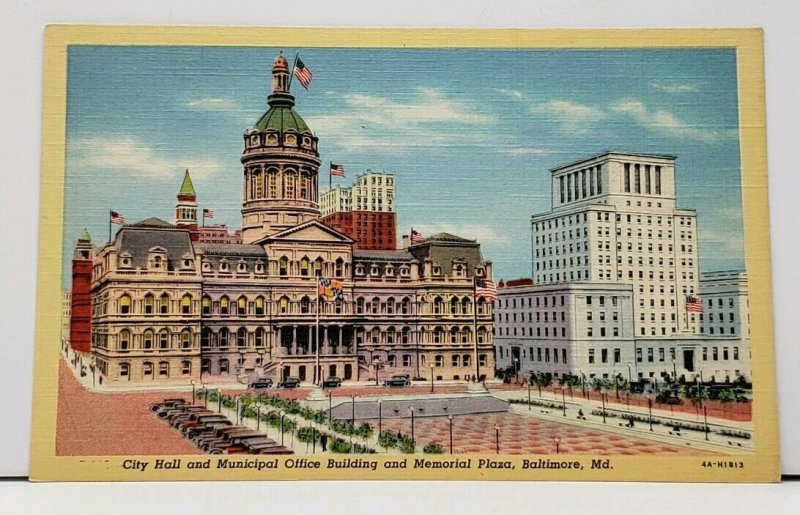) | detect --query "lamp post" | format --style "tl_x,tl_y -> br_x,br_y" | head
190,379 -> 196,405
235,395 -> 241,425
600,387 -> 607,424
494,424 -> 500,454
580,371 -> 587,399
448,414 -> 454,454
648,398 -> 654,432
696,375 -> 702,409
703,406 -> 709,441
409,406 -> 415,451
328,390 -> 333,430
279,411 -> 286,446
553,436 -> 561,455
513,357 -> 519,383
527,380 -> 531,410
90,358 -> 96,388
672,359 -> 677,382
201,383 -> 207,408
430,363 -> 435,393
255,401 -> 262,431
561,387 -> 567,417
377,399 -> 382,436
217,388 -> 222,414
374,358 -> 380,387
